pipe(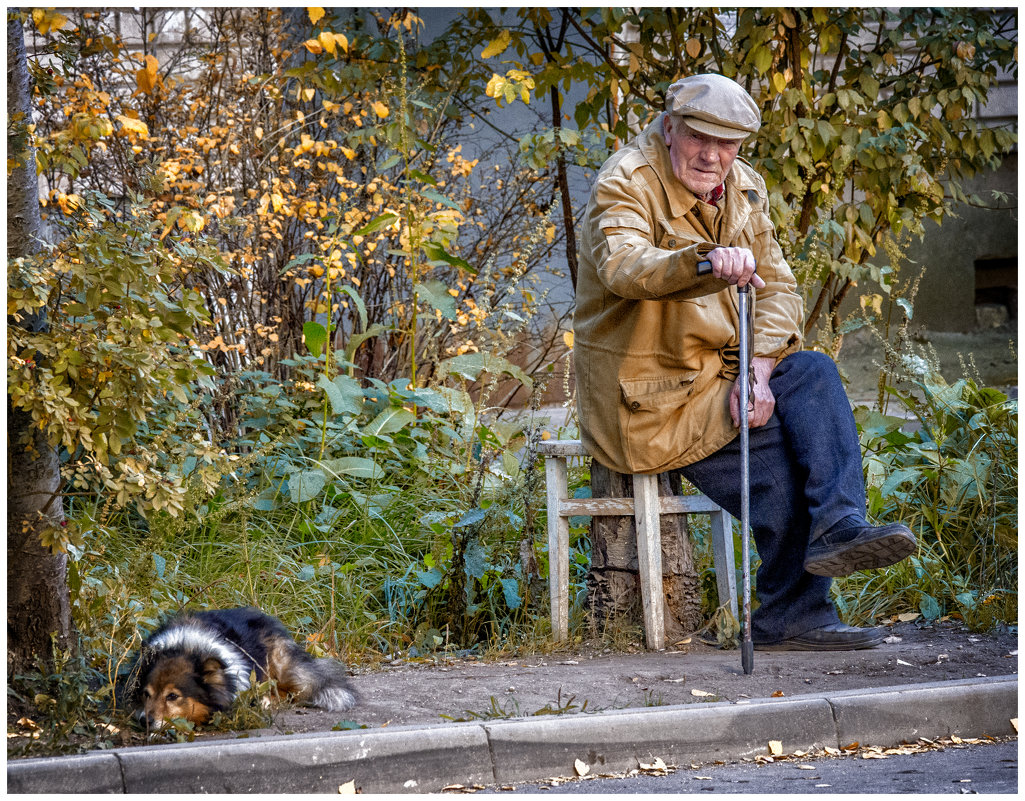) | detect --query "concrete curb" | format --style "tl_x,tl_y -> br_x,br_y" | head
7,676 -> 1016,794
